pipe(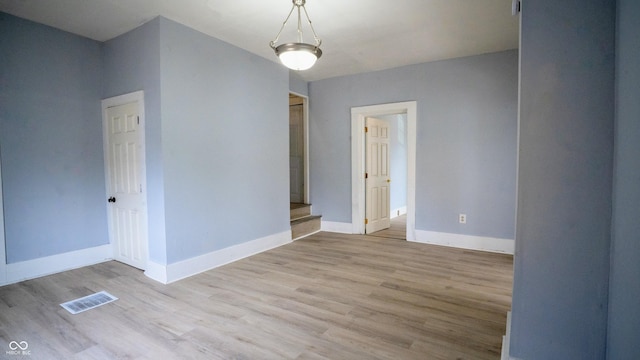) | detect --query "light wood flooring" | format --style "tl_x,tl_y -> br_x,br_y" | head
368,214 -> 408,240
0,225 -> 513,359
